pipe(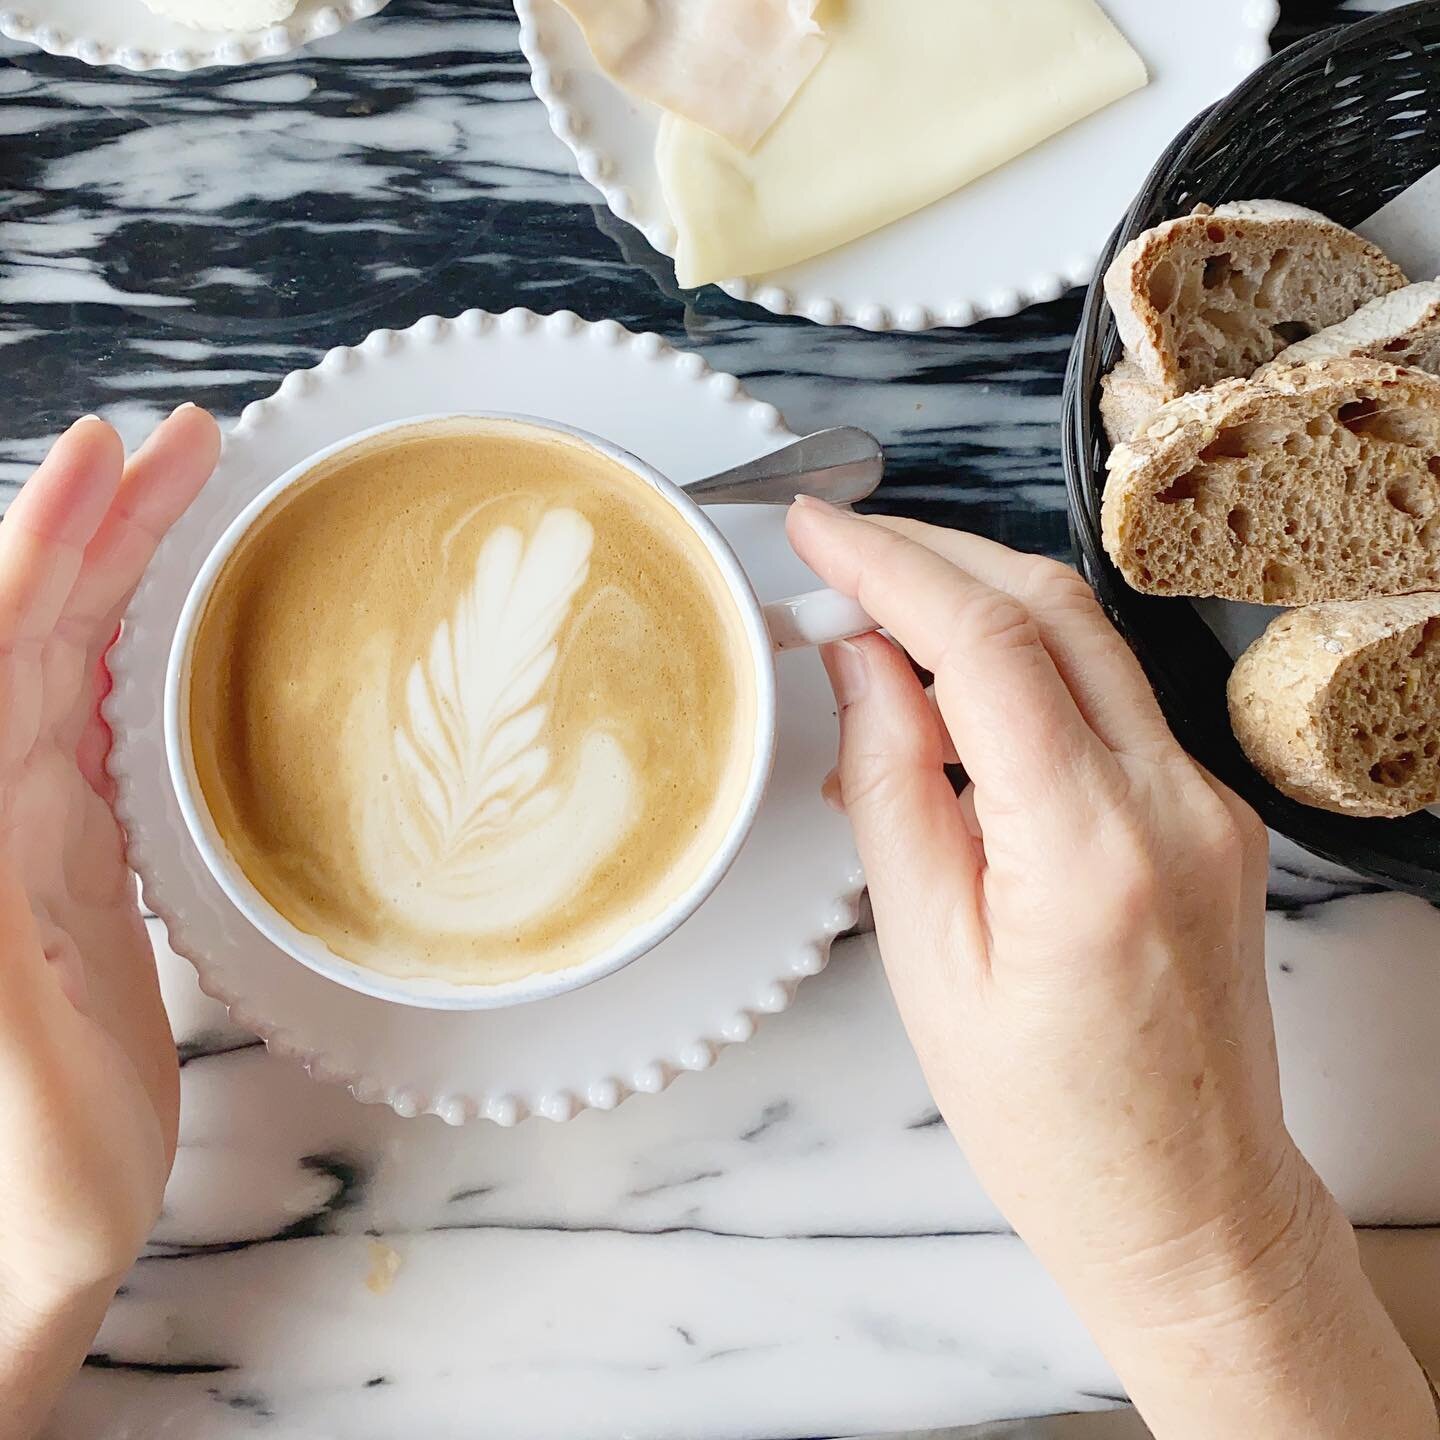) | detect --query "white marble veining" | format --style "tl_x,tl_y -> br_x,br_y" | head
0,0 -> 1432,1435
44,849 -> 1440,1438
